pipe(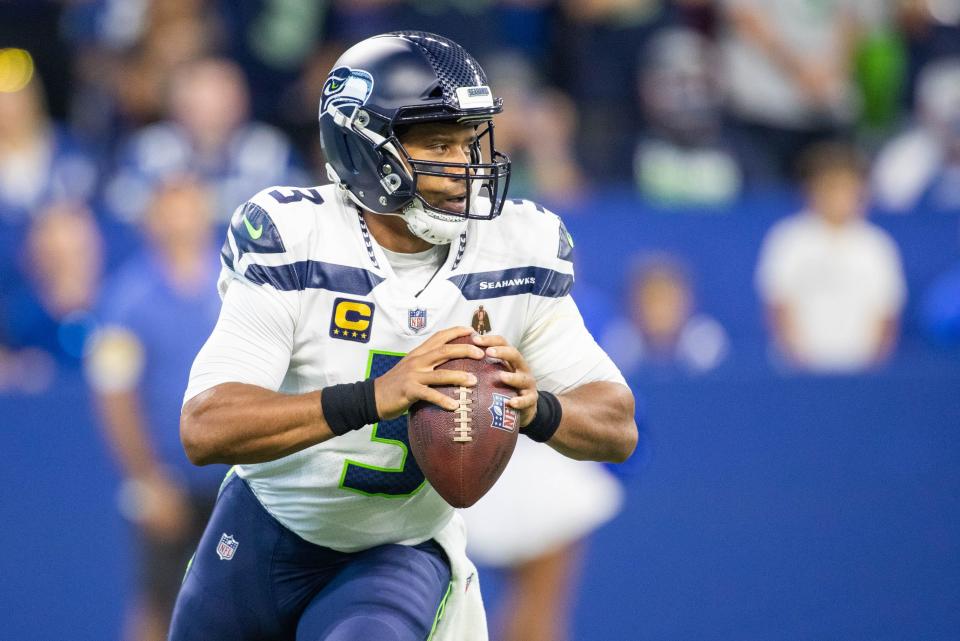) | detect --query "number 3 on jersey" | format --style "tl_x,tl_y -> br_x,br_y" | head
338,351 -> 427,497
